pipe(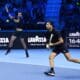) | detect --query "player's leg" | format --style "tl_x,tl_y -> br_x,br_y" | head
5,35 -> 16,55
20,38 -> 29,57
44,51 -> 58,76
64,52 -> 80,63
